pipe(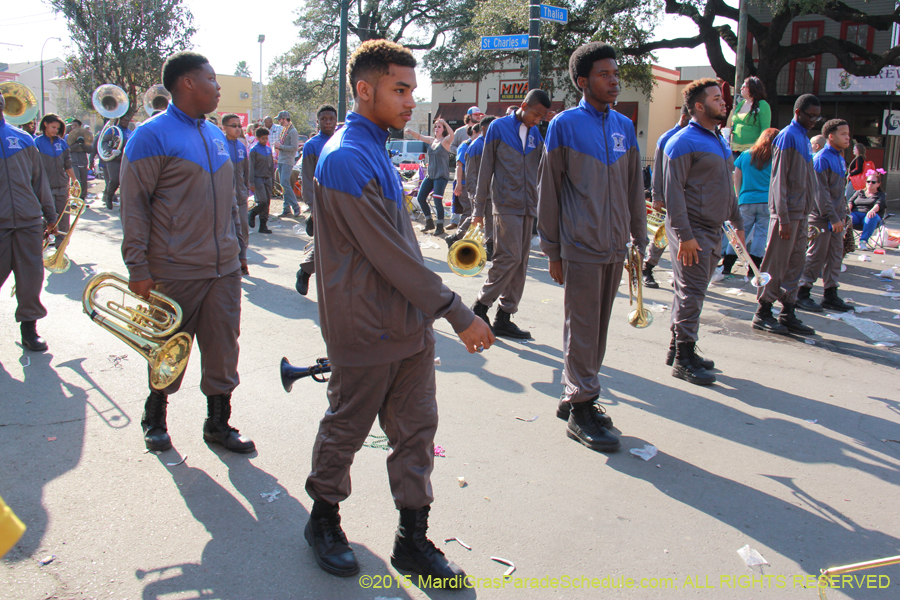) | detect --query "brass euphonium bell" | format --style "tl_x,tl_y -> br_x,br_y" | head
447,224 -> 487,277
83,273 -> 192,390
646,200 -> 668,249
0,82 -> 38,125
